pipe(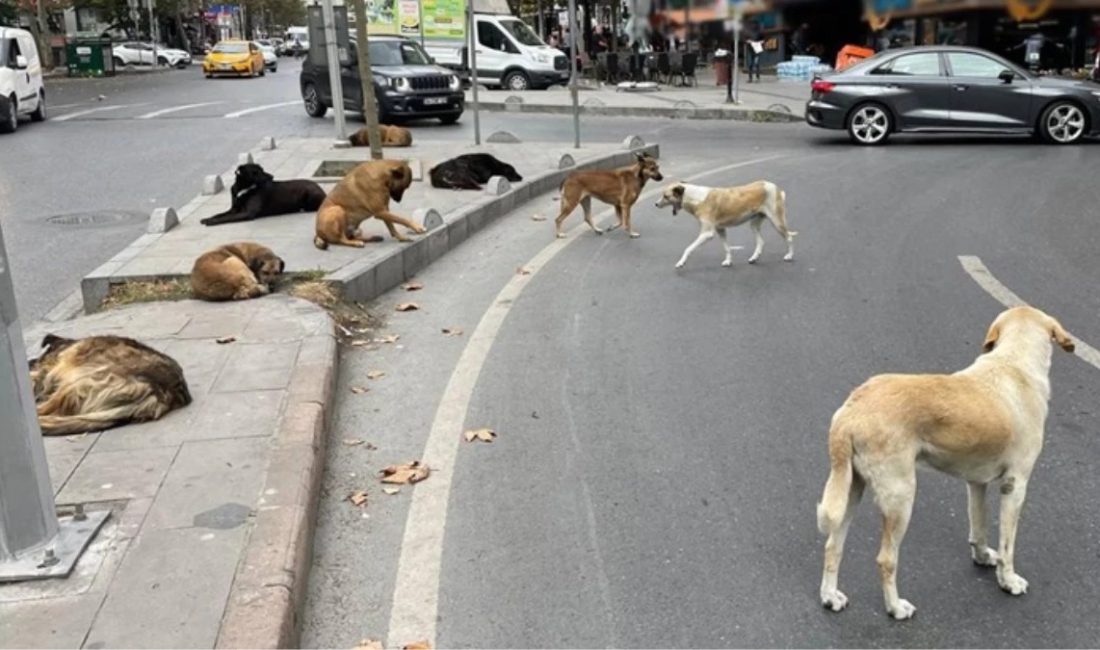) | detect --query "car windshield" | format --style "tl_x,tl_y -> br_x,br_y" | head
368,40 -> 430,66
499,19 -> 543,47
213,42 -> 248,54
